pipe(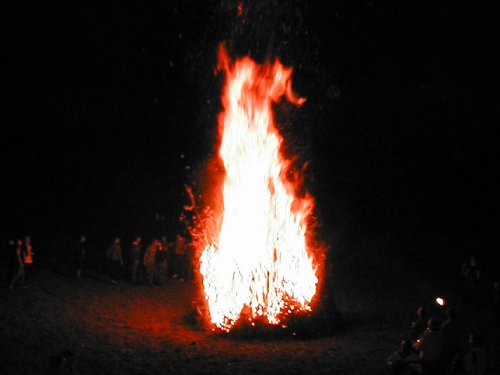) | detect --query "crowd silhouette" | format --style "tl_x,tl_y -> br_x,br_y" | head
4,228 -> 195,291
386,254 -> 495,375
